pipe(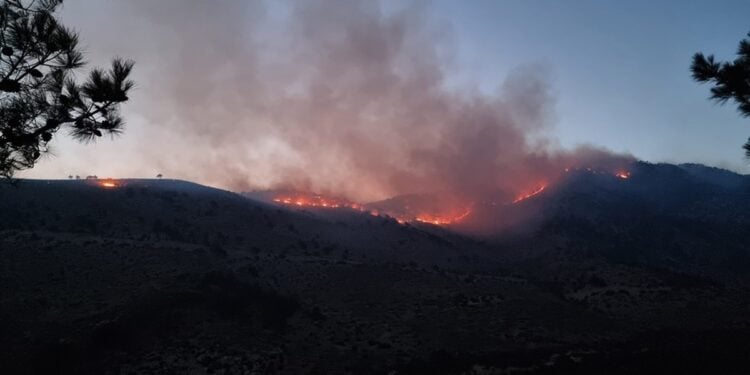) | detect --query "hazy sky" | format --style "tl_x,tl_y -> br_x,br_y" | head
20,0 -> 750,192
432,0 -> 750,171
